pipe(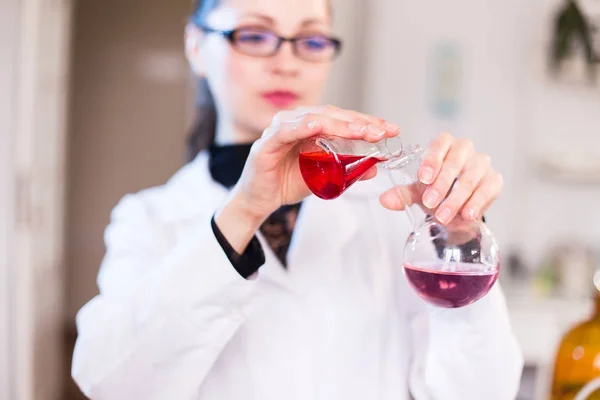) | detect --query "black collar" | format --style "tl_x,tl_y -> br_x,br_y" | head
208,143 -> 253,188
